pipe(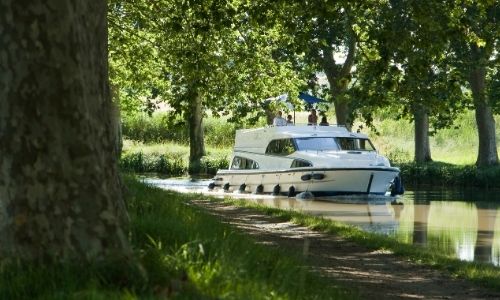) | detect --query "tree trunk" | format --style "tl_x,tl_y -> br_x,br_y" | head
413,105 -> 432,163
0,1 -> 130,262
188,91 -> 206,174
110,85 -> 123,158
333,101 -> 350,128
469,48 -> 498,167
